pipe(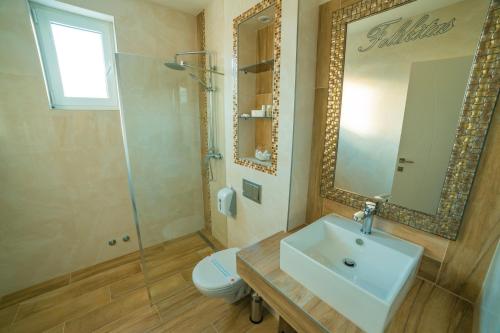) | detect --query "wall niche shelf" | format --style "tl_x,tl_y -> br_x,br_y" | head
239,59 -> 274,74
234,8 -> 277,174
238,116 -> 273,120
241,157 -> 272,167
